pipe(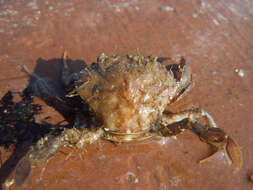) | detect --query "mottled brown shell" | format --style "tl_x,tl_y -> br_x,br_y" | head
72,54 -> 184,140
